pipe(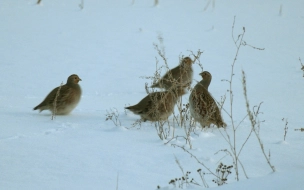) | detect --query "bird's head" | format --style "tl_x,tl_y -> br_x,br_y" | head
181,57 -> 193,66
67,74 -> 82,84
199,71 -> 212,81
